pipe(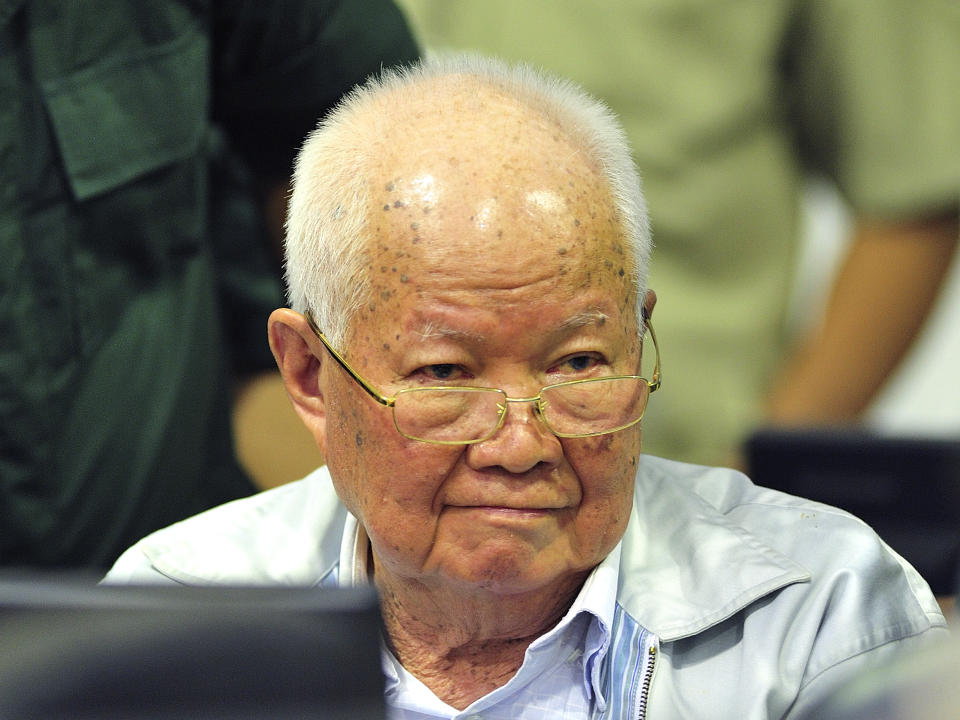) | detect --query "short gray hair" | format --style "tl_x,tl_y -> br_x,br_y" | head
284,53 -> 651,346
